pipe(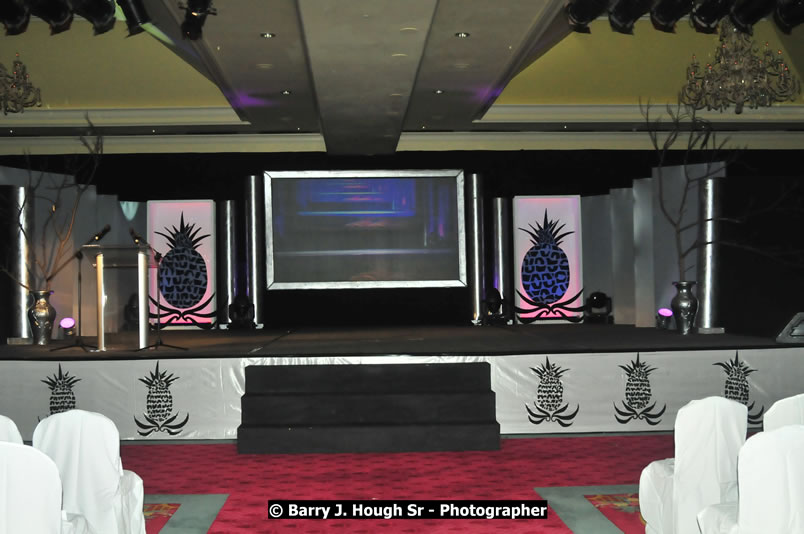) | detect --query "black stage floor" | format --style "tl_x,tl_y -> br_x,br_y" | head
1,324 -> 796,361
